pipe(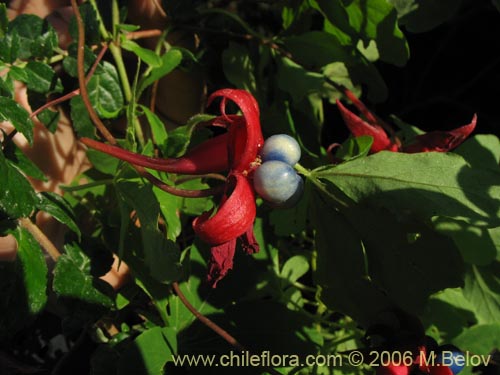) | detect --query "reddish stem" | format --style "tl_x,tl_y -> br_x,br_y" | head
30,45 -> 109,120
71,0 -> 116,145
